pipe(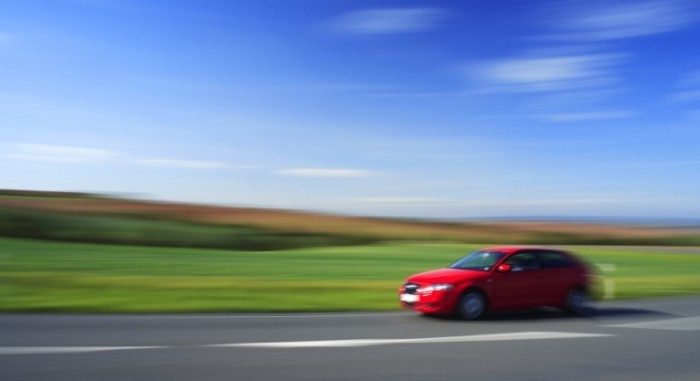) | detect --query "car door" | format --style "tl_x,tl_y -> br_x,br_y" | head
490,251 -> 546,308
536,250 -> 579,305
